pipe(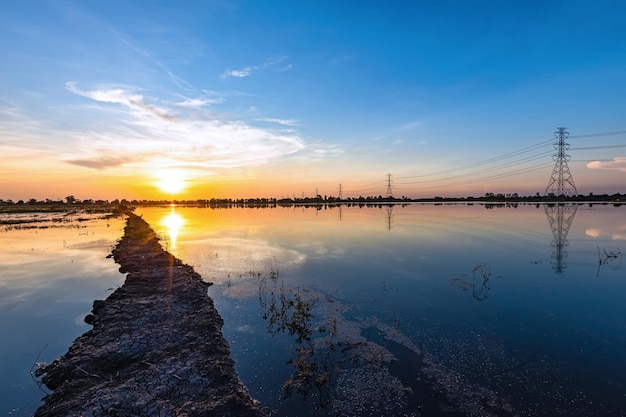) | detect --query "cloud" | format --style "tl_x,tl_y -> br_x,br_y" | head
175,97 -> 222,108
222,69 -> 252,78
128,99 -> 176,121
257,117 -> 300,126
66,156 -> 130,170
66,82 -> 176,121
63,83 -> 307,172
221,56 -> 289,79
395,119 -> 423,132
66,82 -> 139,104
587,157 -> 626,172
